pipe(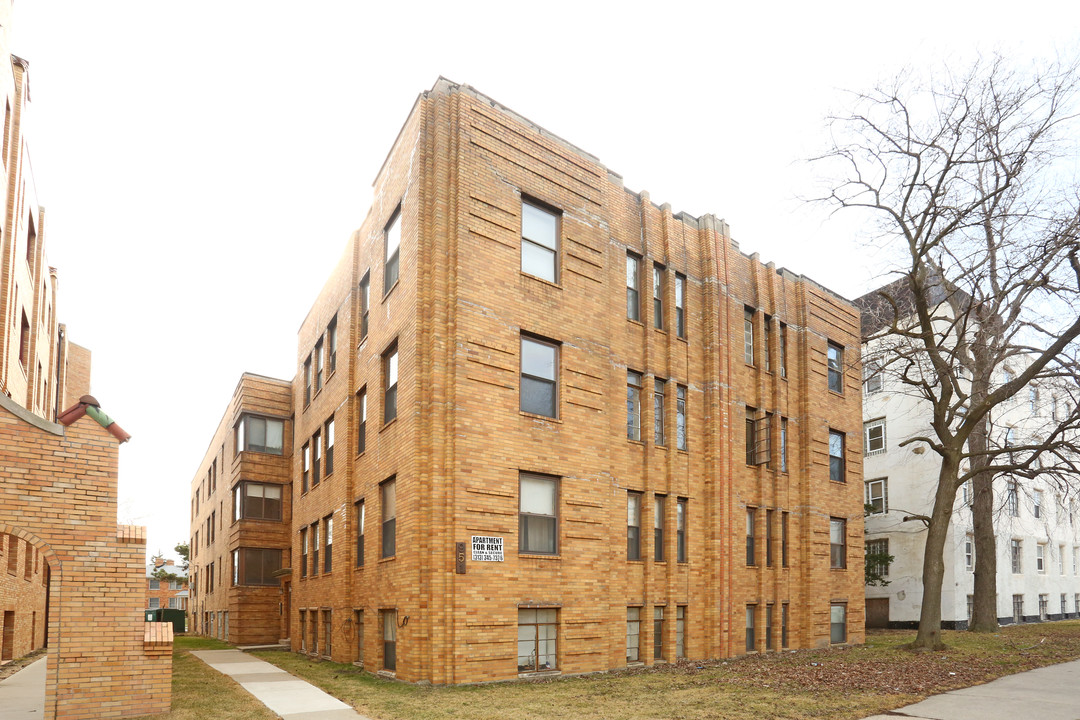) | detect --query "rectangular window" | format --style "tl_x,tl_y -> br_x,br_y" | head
962,479 -> 972,505
1062,545 -> 1067,575
867,538 -> 890,578
653,264 -> 664,330
311,522 -> 319,576
965,535 -> 974,571
968,594 -> 974,621
521,335 -> 558,418
626,253 -> 641,321
236,415 -> 285,455
381,478 -> 396,559
766,509 -> 775,567
627,371 -> 642,441
653,607 -> 665,660
359,272 -> 370,342
304,355 -> 312,406
675,606 -> 686,659
324,416 -> 335,476
865,478 -> 887,515
654,379 -> 666,446
830,604 -> 847,644
830,518 -> 846,569
324,515 -> 333,573
302,443 -> 310,494
18,313 -> 29,370
385,208 -> 401,291
382,609 -> 397,671
745,407 -> 756,466
323,609 -> 333,658
1039,594 -> 1049,621
676,385 -> 687,451
310,609 -> 318,655
238,482 -> 283,521
384,342 -> 399,423
1007,480 -> 1019,516
1062,593 -> 1068,615
517,608 -> 557,672
149,578 -> 160,590
654,495 -> 665,562
827,342 -> 844,393
765,604 -> 774,651
521,200 -> 559,283
829,430 -> 845,482
299,610 -> 307,652
1011,539 -> 1022,573
149,597 -> 160,609
781,604 -> 789,648
676,498 -> 687,563
355,500 -> 365,568
1037,543 -> 1046,573
763,316 -> 772,373
745,605 -> 756,652
315,338 -> 324,393
781,511 -> 789,567
519,473 -> 558,555
743,307 -> 755,365
627,492 -> 642,561
780,417 -> 788,473
312,430 -> 322,487
864,362 -> 883,394
779,322 -> 788,378
675,273 -> 686,338
626,607 -> 640,663
746,508 -> 756,566
1013,594 -> 1024,623
327,317 -> 337,374
1034,490 -> 1043,518
355,609 -> 364,665
236,548 -> 281,586
864,419 -> 886,455
357,388 -> 367,454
